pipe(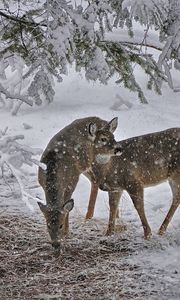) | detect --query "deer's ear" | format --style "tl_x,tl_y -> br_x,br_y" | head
88,123 -> 97,141
62,199 -> 74,213
108,117 -> 118,133
37,201 -> 47,215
